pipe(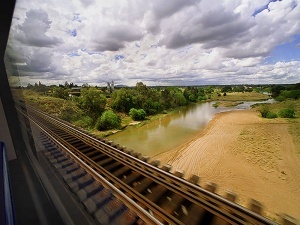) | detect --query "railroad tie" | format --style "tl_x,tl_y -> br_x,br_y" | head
281,214 -> 298,225
133,177 -> 153,193
145,184 -> 168,203
45,148 -> 63,157
47,151 -> 66,162
249,199 -> 263,215
159,192 -> 185,215
76,182 -> 104,202
178,201 -> 207,225
44,147 -> 60,155
49,154 -> 70,165
68,173 -> 95,192
62,168 -> 87,183
83,188 -> 112,214
161,164 -> 172,172
188,174 -> 200,185
112,166 -> 131,178
121,171 -> 142,185
57,162 -> 80,176
110,208 -> 139,225
94,198 -> 125,225
53,158 -> 74,169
